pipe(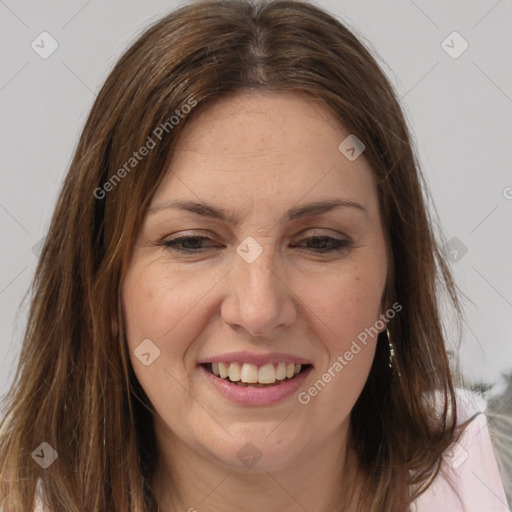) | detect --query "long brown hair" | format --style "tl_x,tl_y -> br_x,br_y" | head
0,0 -> 462,510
